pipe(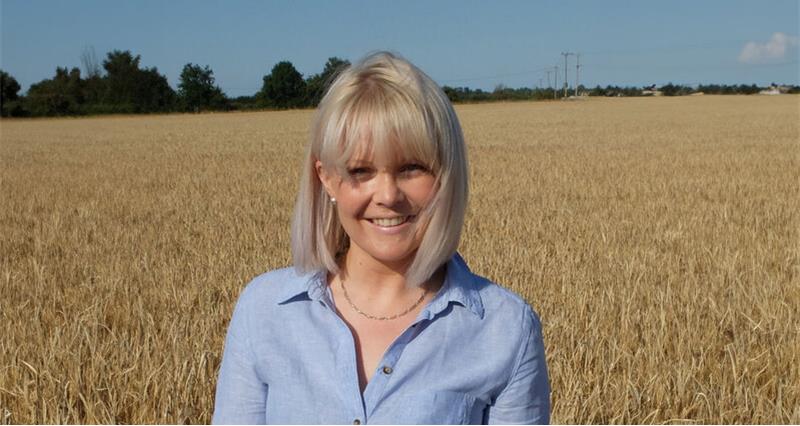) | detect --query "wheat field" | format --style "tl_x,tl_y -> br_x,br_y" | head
1,96 -> 798,424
